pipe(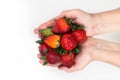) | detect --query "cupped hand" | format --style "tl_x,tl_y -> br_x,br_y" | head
35,9 -> 97,72
37,38 -> 95,72
58,38 -> 95,72
34,9 -> 96,36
